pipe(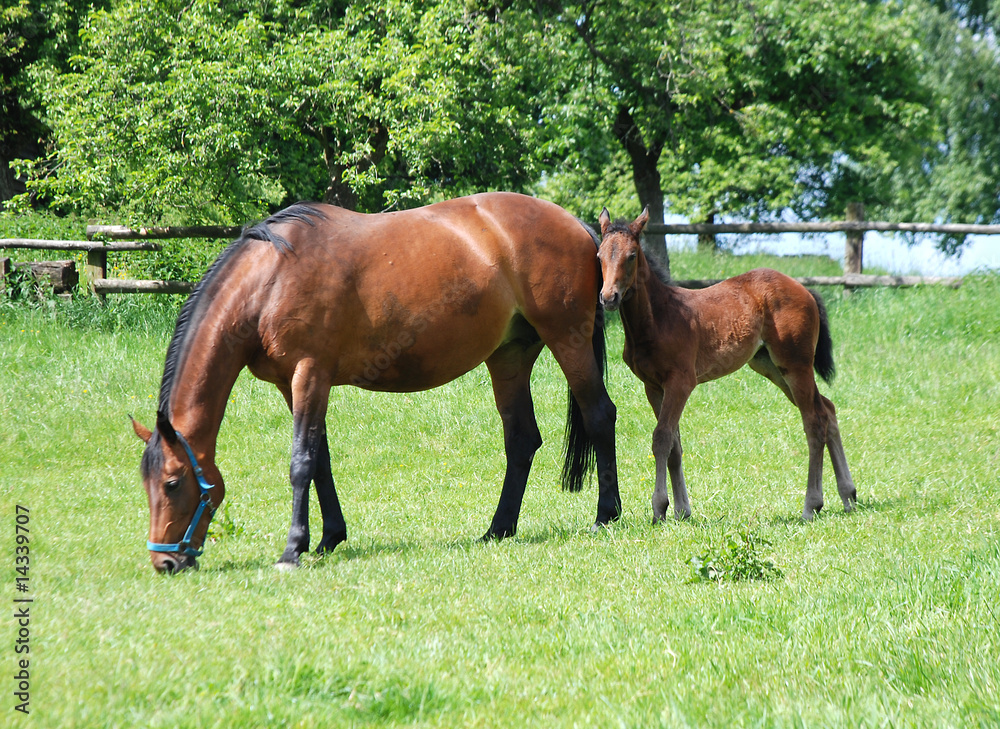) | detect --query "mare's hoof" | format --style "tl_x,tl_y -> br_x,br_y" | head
274,558 -> 299,572
316,533 -> 347,554
481,525 -> 515,542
